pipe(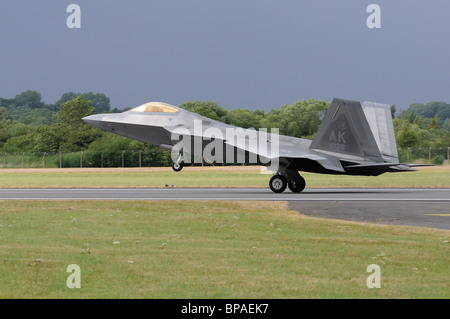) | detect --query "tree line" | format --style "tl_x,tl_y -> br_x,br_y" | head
0,90 -> 449,166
